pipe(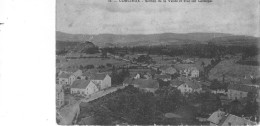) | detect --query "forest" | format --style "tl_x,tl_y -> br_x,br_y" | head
104,44 -> 259,59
